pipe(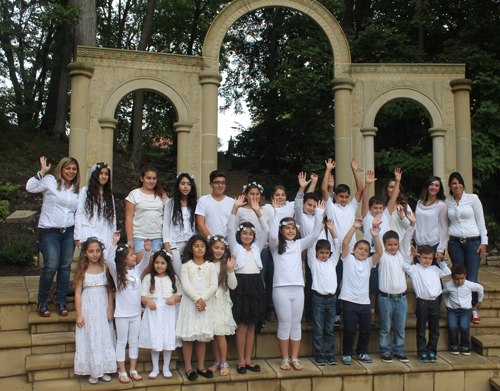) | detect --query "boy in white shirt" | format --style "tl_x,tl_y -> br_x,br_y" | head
340,219 -> 382,365
443,263 -> 484,355
403,245 -> 451,363
309,220 -> 341,366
